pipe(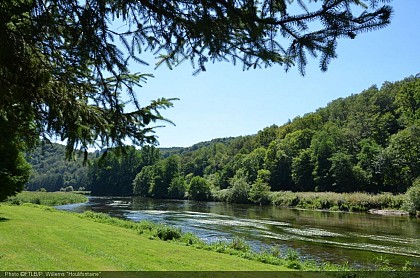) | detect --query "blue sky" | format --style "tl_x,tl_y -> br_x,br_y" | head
130,1 -> 420,148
